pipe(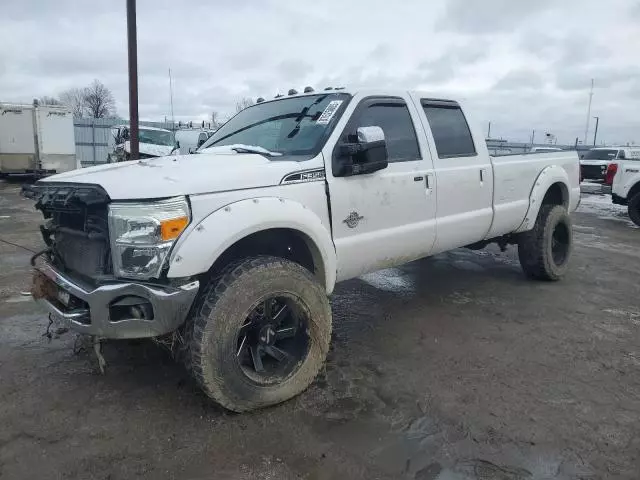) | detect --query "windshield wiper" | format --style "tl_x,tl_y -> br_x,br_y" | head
230,145 -> 282,157
199,144 -> 282,157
